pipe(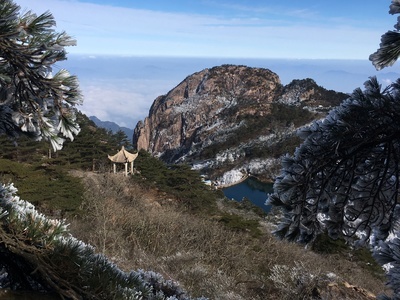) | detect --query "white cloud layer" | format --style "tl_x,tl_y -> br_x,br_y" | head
57,56 -> 399,129
78,78 -> 177,128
